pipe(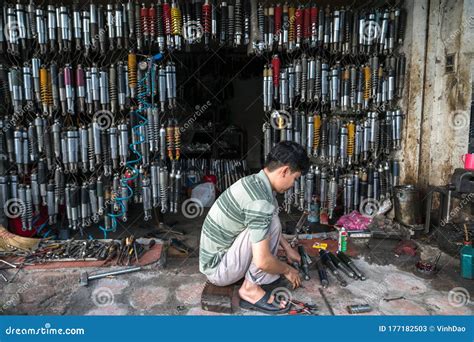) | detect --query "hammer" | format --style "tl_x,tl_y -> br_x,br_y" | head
80,266 -> 142,286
